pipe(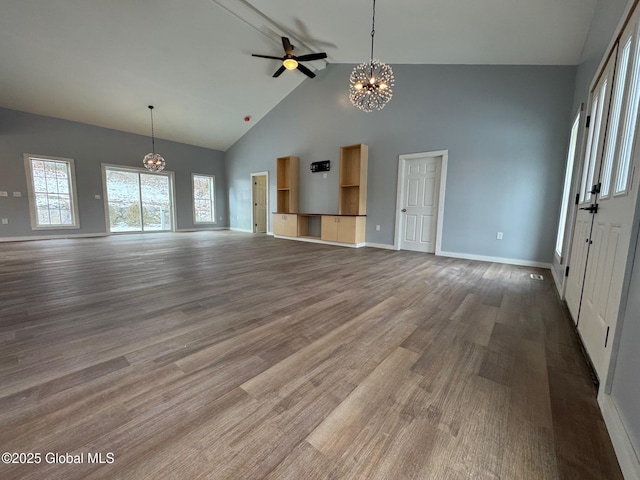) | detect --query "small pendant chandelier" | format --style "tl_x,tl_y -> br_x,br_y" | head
349,0 -> 395,112
142,105 -> 165,172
